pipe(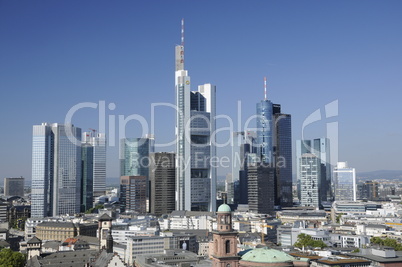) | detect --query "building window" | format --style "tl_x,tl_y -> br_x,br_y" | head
225,240 -> 230,254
